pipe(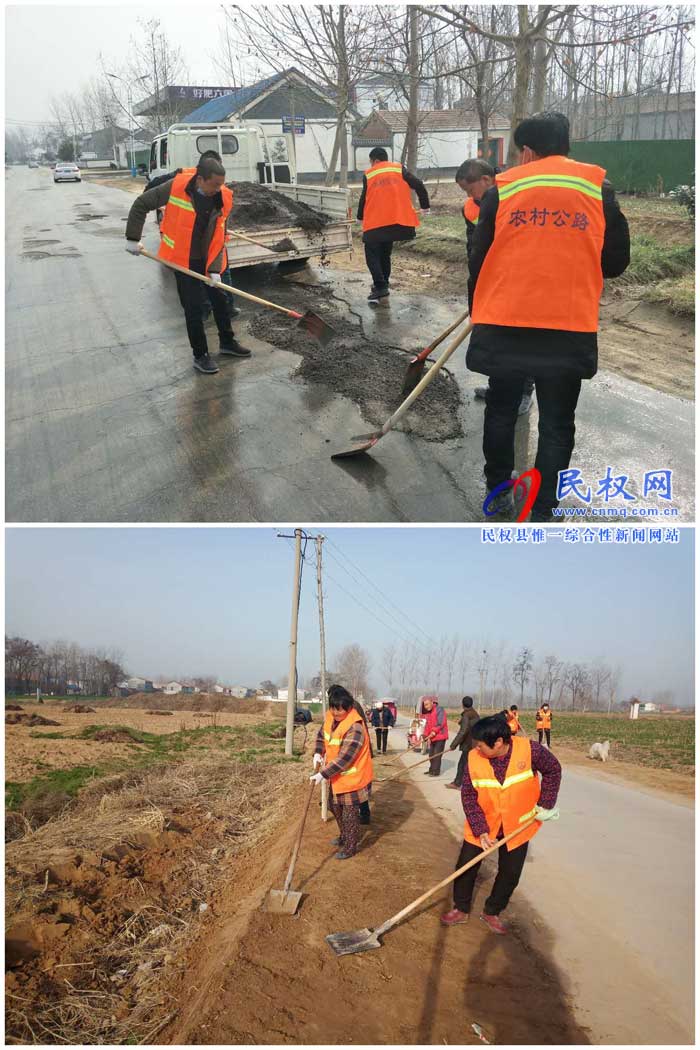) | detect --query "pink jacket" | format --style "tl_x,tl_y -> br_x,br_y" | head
422,704 -> 449,742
